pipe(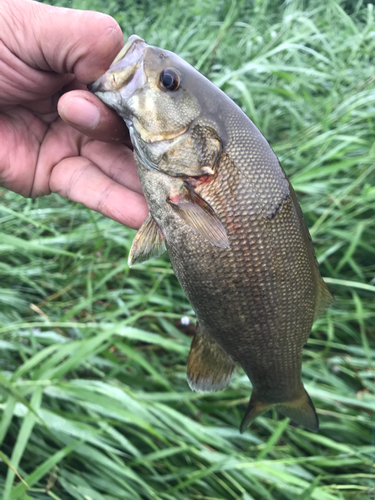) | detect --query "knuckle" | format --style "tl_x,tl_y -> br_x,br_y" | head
91,15 -> 124,64
97,182 -> 115,214
67,162 -> 90,199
